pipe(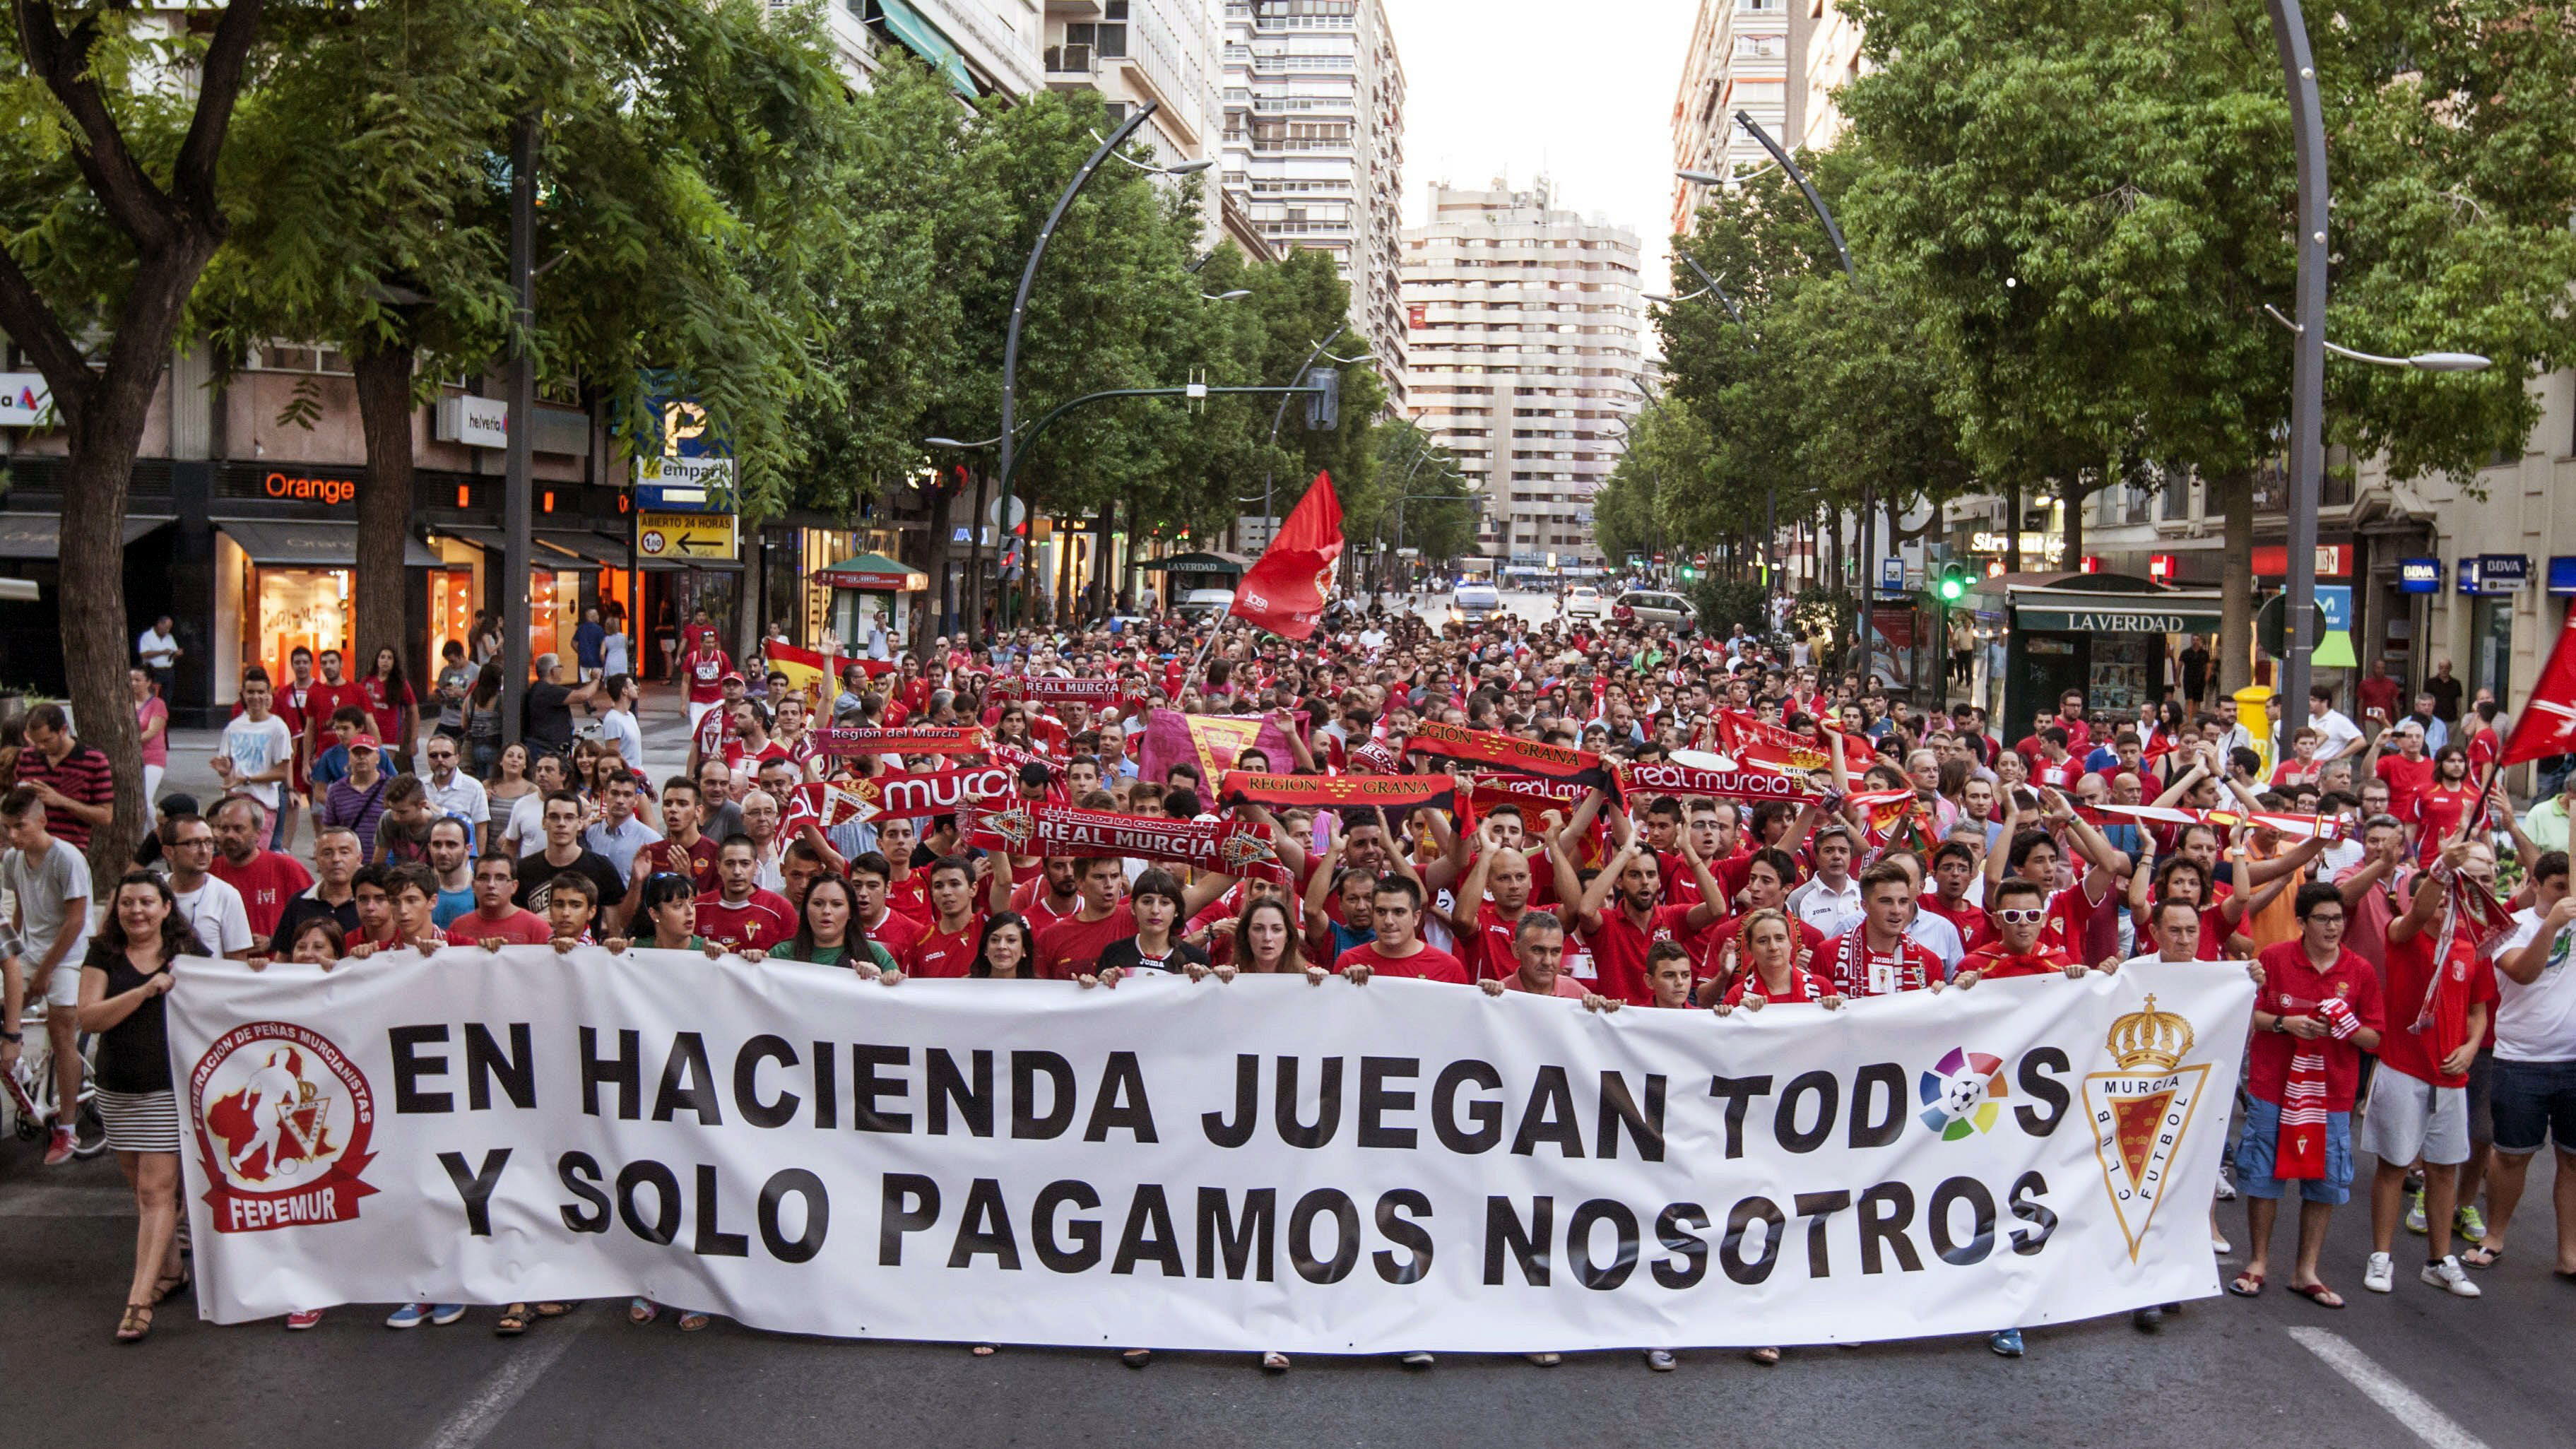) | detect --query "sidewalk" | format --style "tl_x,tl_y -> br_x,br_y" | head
155,678 -> 704,810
